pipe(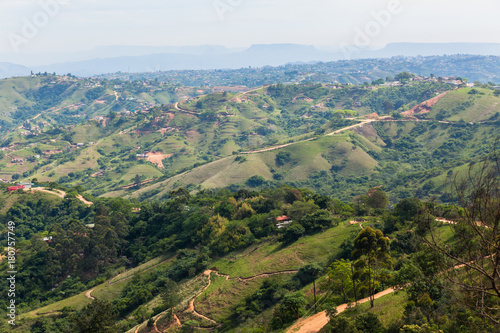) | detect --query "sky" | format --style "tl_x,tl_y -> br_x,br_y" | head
1,0 -> 499,56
